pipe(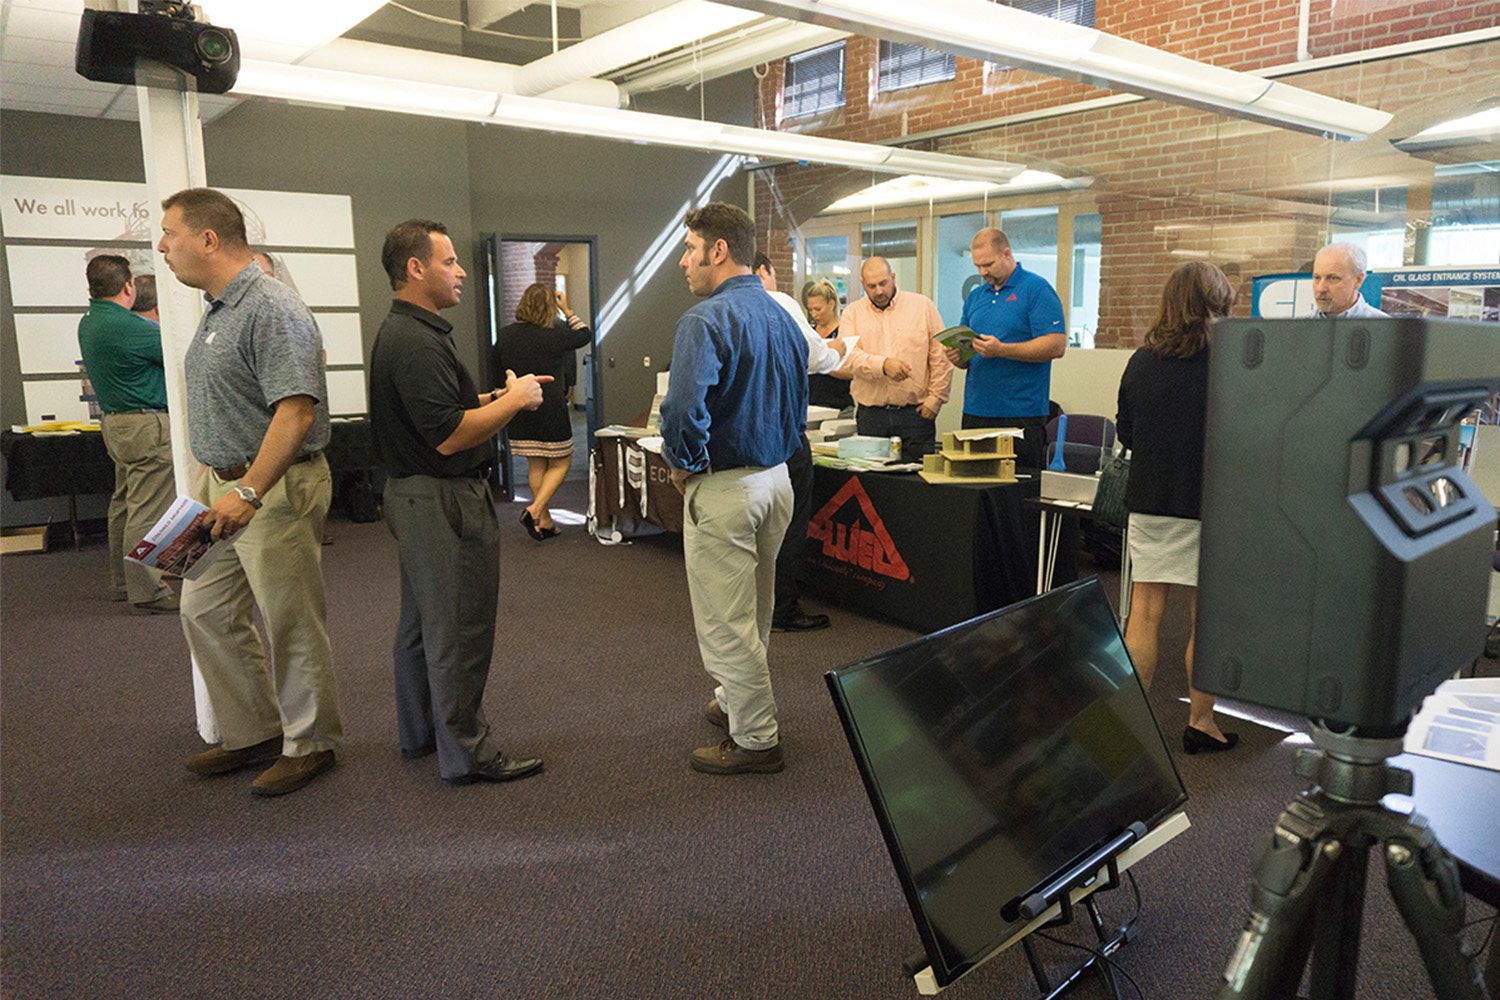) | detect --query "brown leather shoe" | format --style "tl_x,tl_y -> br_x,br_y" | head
690,737 -> 783,775
133,593 -> 180,615
705,699 -> 729,730
250,750 -> 336,797
186,736 -> 282,776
